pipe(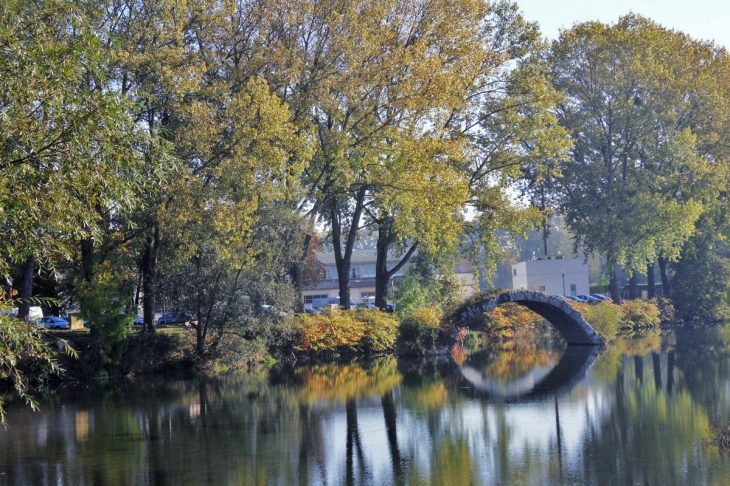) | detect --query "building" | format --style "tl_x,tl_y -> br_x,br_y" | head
303,250 -> 476,306
511,255 -> 589,296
